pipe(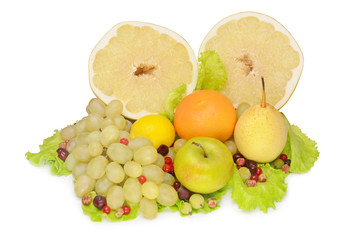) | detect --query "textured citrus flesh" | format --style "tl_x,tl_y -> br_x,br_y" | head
89,22 -> 197,119
199,12 -> 304,109
174,90 -> 237,142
